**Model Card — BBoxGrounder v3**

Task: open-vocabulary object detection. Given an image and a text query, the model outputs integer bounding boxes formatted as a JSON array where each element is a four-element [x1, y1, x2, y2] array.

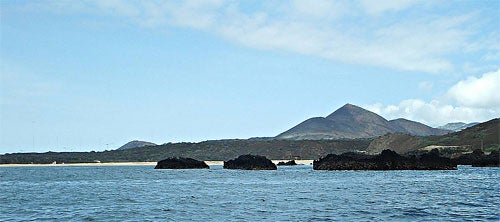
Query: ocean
[[0, 165, 498, 221]]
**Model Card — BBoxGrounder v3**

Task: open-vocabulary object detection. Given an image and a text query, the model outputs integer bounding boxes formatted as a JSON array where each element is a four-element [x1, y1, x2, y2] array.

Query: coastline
[[0, 160, 314, 167]]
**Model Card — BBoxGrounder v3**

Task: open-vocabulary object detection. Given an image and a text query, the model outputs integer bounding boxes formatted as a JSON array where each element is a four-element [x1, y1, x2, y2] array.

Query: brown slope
[[388, 118, 450, 136], [366, 133, 422, 155]]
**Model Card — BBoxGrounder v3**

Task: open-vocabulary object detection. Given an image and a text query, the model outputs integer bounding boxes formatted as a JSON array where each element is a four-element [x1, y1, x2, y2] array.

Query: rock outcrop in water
[[277, 160, 298, 166], [155, 157, 209, 169], [453, 149, 500, 167], [313, 149, 457, 170], [223, 155, 277, 170]]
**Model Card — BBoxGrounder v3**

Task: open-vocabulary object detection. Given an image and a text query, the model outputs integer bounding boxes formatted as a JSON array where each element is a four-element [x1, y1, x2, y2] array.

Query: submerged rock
[[277, 160, 298, 166], [223, 155, 277, 170], [313, 149, 457, 170], [155, 157, 209, 169]]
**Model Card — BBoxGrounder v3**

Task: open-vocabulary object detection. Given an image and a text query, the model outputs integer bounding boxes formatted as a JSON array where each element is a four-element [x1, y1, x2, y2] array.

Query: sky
[[0, 0, 499, 154]]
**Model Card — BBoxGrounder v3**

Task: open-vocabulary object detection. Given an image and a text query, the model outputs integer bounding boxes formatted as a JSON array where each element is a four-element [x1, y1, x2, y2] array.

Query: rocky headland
[[224, 155, 277, 170], [155, 157, 209, 169]]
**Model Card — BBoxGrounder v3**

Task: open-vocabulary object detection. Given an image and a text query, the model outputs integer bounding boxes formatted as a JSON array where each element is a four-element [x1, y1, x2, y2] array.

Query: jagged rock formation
[[313, 149, 457, 170], [277, 160, 297, 166], [154, 157, 209, 169], [223, 155, 277, 170], [277, 104, 449, 140]]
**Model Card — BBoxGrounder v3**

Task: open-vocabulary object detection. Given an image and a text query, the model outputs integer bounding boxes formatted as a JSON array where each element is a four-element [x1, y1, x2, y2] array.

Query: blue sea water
[[0, 165, 498, 221]]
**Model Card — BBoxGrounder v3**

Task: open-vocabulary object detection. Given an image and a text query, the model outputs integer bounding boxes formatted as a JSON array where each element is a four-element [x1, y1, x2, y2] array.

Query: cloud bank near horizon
[[366, 69, 500, 126]]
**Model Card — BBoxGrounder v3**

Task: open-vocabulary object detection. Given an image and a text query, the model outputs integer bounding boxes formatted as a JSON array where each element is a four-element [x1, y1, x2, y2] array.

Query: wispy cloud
[[13, 0, 498, 74], [358, 0, 419, 16]]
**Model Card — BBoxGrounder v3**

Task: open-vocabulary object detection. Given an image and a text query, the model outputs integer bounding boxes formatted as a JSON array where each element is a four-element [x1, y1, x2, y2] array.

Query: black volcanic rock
[[472, 151, 499, 167], [313, 149, 457, 170], [276, 103, 449, 140], [155, 157, 209, 169], [453, 150, 500, 167], [223, 155, 277, 170], [417, 149, 456, 170], [277, 160, 297, 166]]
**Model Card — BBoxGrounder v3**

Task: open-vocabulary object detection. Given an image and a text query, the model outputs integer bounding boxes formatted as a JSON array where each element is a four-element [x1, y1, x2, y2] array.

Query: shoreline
[[0, 160, 314, 167]]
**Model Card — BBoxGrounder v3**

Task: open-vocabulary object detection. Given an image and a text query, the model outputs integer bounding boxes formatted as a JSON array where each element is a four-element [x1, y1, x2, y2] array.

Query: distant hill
[[367, 118, 499, 155], [276, 104, 450, 140], [117, 140, 157, 150], [438, 122, 479, 132]]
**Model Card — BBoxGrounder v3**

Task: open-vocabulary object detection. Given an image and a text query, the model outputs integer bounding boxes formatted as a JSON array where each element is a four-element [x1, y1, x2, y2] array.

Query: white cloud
[[366, 69, 500, 126], [366, 99, 496, 126], [447, 69, 500, 109], [15, 0, 498, 73]]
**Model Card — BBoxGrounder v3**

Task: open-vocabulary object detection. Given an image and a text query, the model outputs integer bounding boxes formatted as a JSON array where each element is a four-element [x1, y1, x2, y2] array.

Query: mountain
[[438, 122, 479, 132], [276, 103, 450, 140], [117, 140, 157, 150]]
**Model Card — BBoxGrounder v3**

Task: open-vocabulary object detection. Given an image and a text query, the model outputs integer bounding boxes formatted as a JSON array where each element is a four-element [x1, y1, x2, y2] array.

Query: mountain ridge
[[438, 122, 479, 132], [277, 103, 450, 140]]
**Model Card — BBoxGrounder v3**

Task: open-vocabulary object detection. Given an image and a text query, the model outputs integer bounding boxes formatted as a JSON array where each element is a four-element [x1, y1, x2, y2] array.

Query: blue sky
[[1, 0, 499, 153]]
